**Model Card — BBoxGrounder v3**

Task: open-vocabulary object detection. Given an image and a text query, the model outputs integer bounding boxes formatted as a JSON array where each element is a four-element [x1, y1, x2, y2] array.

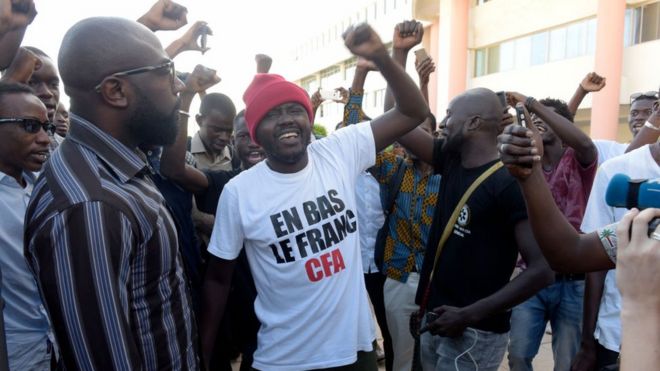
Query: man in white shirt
[[199, 23, 430, 370]]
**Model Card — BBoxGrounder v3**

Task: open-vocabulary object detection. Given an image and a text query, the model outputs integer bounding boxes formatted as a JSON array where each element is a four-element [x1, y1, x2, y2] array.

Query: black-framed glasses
[[630, 91, 659, 104], [94, 60, 176, 92], [0, 118, 55, 135]]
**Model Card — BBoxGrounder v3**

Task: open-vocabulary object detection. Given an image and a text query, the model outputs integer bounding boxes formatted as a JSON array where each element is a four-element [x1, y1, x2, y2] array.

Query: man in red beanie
[[200, 23, 430, 370]]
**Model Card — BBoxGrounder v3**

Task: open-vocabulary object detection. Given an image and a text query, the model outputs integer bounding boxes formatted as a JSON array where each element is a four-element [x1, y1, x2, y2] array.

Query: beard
[[128, 89, 180, 146]]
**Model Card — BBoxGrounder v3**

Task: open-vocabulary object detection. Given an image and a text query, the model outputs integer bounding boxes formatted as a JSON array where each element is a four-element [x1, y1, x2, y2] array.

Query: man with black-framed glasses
[[0, 82, 54, 371], [24, 17, 199, 370]]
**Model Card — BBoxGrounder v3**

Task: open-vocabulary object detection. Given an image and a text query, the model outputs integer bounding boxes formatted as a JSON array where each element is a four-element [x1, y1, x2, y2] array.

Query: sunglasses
[[94, 60, 176, 92], [630, 91, 659, 104], [0, 118, 56, 135]]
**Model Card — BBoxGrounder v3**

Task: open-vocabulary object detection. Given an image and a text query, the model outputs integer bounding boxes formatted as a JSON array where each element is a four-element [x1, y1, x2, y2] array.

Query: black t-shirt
[[195, 169, 242, 215], [416, 139, 528, 333]]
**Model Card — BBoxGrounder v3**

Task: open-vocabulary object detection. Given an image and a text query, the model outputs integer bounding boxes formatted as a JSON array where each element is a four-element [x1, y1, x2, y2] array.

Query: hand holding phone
[[418, 311, 439, 334], [414, 48, 430, 63]]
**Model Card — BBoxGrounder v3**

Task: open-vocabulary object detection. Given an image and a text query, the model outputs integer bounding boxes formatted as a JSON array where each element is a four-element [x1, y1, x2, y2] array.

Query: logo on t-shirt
[[453, 204, 472, 238], [267, 189, 357, 282]]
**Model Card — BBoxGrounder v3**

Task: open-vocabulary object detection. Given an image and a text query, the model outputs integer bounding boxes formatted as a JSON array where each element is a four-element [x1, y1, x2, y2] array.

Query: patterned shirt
[[374, 152, 441, 282], [24, 114, 198, 370], [342, 88, 369, 127]]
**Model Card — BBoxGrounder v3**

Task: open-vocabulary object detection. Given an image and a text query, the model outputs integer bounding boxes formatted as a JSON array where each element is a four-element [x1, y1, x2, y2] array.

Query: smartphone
[[419, 312, 439, 334], [200, 26, 209, 54], [414, 48, 430, 63], [515, 105, 527, 128]]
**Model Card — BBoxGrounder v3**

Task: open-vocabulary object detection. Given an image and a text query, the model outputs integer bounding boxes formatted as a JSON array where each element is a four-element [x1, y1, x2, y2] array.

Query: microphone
[[605, 174, 659, 236], [605, 174, 660, 209]]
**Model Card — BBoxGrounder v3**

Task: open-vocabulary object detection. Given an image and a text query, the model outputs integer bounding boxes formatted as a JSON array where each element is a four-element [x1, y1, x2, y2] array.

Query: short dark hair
[[0, 82, 34, 109], [539, 97, 574, 122], [233, 109, 246, 128], [199, 93, 236, 118], [24, 46, 51, 59]]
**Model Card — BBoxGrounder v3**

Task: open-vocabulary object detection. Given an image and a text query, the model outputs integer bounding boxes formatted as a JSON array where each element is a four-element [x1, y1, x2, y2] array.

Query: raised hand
[[165, 21, 211, 58], [497, 103, 542, 180], [579, 72, 606, 93], [505, 91, 528, 107], [0, 46, 41, 84], [0, 0, 36, 35], [184, 65, 220, 95], [343, 23, 388, 61], [415, 57, 435, 86], [333, 87, 349, 104], [310, 88, 324, 113], [138, 0, 188, 32], [392, 20, 423, 51], [255, 54, 273, 73]]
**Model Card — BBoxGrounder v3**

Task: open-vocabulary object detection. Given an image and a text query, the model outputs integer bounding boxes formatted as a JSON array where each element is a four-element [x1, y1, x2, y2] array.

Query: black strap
[[384, 158, 406, 216]]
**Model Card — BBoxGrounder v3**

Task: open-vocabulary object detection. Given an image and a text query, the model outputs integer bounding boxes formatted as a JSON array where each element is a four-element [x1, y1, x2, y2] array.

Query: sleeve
[[194, 170, 239, 215], [342, 88, 368, 127], [581, 167, 617, 233], [24, 202, 142, 370], [595, 223, 618, 263], [373, 151, 398, 185], [207, 183, 245, 260], [321, 121, 376, 175], [496, 176, 529, 225]]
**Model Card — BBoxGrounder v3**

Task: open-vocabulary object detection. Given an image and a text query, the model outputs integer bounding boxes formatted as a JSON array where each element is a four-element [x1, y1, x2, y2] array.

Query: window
[[514, 37, 531, 69], [549, 28, 566, 61], [530, 32, 549, 65], [499, 40, 515, 71], [641, 2, 659, 43], [586, 18, 597, 55], [486, 45, 500, 74], [474, 49, 486, 77], [566, 21, 587, 58]]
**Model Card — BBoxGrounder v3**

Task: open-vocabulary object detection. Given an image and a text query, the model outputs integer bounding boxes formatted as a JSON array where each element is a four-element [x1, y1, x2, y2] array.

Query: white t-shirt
[[581, 144, 660, 352], [593, 139, 627, 166], [356, 172, 385, 274], [209, 122, 377, 370]]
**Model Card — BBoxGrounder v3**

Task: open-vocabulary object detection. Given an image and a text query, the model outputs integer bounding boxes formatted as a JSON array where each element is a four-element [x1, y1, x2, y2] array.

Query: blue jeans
[[508, 280, 584, 371], [420, 327, 508, 371]]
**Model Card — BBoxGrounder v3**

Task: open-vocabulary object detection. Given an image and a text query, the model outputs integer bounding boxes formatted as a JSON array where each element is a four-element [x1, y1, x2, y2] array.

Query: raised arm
[[508, 91, 597, 166], [0, 0, 36, 69], [342, 22, 430, 151], [497, 107, 615, 272], [160, 65, 220, 193], [165, 21, 211, 58], [415, 56, 435, 104], [342, 58, 376, 127], [567, 72, 606, 116]]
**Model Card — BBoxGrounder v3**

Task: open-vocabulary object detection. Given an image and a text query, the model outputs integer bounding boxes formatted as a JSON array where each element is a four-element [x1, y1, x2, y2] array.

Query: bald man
[[395, 88, 553, 371], [24, 17, 198, 370]]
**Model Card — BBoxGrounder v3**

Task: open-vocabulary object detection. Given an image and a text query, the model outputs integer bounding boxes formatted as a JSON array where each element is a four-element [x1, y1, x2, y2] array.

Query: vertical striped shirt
[[24, 114, 199, 371]]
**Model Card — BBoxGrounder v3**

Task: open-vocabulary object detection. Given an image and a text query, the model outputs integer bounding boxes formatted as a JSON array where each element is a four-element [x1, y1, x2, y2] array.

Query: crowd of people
[[0, 0, 658, 370]]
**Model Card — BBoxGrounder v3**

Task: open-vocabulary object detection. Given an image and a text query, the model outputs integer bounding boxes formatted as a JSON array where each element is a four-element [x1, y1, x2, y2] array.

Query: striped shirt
[[24, 114, 198, 370]]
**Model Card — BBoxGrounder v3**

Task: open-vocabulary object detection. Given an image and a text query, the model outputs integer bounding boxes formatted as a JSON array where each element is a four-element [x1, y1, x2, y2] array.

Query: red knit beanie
[[243, 73, 314, 144]]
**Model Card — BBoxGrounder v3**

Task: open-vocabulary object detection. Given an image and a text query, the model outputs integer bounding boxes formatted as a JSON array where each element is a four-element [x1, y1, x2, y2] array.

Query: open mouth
[[277, 129, 301, 143], [32, 151, 49, 163], [246, 150, 265, 163]]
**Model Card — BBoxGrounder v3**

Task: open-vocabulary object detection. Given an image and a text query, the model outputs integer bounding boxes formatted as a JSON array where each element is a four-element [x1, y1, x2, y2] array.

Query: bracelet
[[644, 121, 660, 131], [525, 96, 537, 111], [178, 110, 190, 117]]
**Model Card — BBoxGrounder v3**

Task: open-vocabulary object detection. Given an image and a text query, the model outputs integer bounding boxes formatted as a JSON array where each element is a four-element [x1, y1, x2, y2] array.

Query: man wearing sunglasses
[[0, 82, 53, 370], [24, 17, 198, 370]]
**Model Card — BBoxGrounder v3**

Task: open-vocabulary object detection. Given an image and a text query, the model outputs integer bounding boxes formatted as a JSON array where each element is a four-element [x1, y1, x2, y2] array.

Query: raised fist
[[0, 46, 41, 84], [580, 72, 606, 93], [255, 54, 273, 74], [138, 0, 188, 32], [343, 23, 388, 61], [0, 0, 36, 34], [393, 20, 423, 51], [184, 65, 220, 94]]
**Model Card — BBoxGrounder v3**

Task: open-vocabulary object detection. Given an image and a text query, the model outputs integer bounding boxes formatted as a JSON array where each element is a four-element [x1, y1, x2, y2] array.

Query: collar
[[67, 113, 149, 183], [0, 170, 36, 188], [191, 132, 231, 160]]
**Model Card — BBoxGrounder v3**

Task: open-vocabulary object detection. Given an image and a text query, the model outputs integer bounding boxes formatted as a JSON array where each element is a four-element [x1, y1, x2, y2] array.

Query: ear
[[465, 115, 482, 132], [98, 78, 129, 108], [195, 114, 203, 127]]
